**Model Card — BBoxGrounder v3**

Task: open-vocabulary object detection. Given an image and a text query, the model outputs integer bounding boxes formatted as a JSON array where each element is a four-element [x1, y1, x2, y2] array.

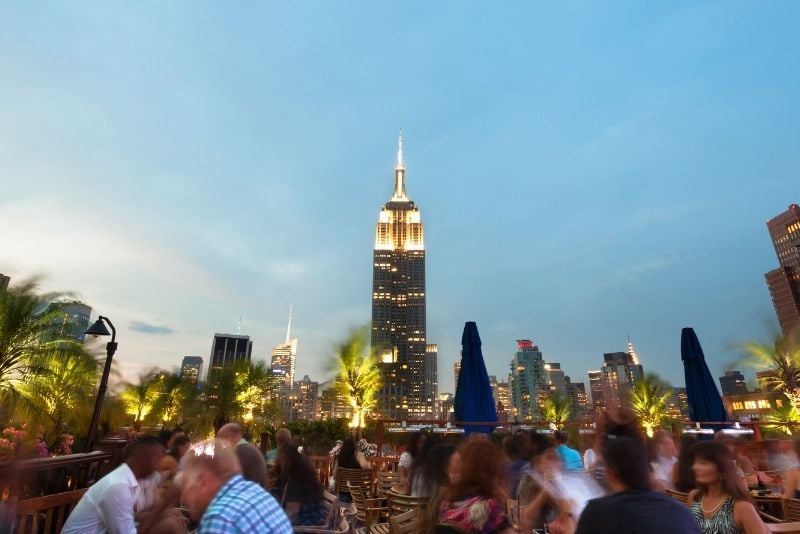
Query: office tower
[[0, 274, 9, 291], [509, 340, 546, 420], [48, 301, 92, 342], [565, 378, 588, 419], [180, 356, 204, 384], [454, 362, 461, 390], [719, 369, 749, 396], [295, 375, 319, 421], [372, 133, 429, 419], [438, 393, 455, 420], [271, 307, 298, 389], [588, 370, 604, 414], [208, 333, 252, 379], [599, 350, 645, 408], [319, 384, 351, 420], [765, 204, 800, 337], [541, 362, 567, 397], [424, 344, 439, 418]]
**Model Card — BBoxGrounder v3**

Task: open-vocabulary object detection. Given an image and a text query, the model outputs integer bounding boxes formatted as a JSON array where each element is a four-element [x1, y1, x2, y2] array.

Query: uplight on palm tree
[[630, 373, 672, 437], [541, 391, 571, 430], [332, 326, 381, 433], [739, 334, 800, 412], [121, 374, 159, 429]]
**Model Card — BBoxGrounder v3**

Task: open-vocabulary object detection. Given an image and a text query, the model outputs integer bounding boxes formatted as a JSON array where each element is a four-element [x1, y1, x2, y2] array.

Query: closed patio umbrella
[[681, 327, 727, 424], [454, 321, 497, 435]]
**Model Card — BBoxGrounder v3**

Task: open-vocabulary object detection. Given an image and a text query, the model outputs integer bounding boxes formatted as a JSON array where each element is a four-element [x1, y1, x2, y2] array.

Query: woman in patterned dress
[[687, 442, 766, 534], [435, 436, 514, 534]]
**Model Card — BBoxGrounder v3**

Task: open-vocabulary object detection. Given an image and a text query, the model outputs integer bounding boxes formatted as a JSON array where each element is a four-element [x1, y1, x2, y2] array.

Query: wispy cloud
[[129, 321, 175, 335]]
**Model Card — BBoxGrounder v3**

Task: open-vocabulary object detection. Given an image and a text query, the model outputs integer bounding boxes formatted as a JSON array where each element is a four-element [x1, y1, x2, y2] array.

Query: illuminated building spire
[[627, 333, 640, 365], [285, 305, 293, 344], [392, 130, 407, 200]]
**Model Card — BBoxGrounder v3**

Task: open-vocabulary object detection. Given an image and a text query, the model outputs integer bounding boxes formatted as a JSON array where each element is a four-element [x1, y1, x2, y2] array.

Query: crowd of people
[[53, 409, 800, 533]]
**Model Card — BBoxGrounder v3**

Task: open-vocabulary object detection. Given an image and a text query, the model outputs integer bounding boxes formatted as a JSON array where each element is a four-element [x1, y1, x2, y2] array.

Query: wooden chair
[[785, 498, 800, 522], [348, 481, 389, 534], [666, 489, 689, 505], [335, 467, 373, 501], [385, 490, 428, 516], [389, 509, 418, 534], [294, 516, 351, 533], [767, 523, 800, 533], [376, 471, 402, 498], [14, 487, 87, 534]]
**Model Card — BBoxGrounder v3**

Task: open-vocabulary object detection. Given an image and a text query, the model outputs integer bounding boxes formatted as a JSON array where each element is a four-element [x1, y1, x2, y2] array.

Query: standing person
[[687, 441, 765, 534], [554, 430, 583, 472], [673, 434, 699, 493], [266, 428, 291, 466], [335, 437, 371, 470], [783, 437, 800, 497], [180, 444, 292, 533], [63, 437, 165, 534], [569, 437, 700, 534], [274, 444, 329, 526], [216, 423, 268, 487], [398, 431, 427, 488], [650, 430, 678, 490], [435, 436, 513, 534]]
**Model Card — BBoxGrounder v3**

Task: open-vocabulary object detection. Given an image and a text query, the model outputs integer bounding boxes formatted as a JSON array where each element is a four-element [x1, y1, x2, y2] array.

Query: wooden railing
[[0, 450, 113, 501]]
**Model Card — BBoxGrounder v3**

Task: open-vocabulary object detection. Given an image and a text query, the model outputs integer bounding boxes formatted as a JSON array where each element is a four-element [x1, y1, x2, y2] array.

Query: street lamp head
[[86, 318, 111, 337]]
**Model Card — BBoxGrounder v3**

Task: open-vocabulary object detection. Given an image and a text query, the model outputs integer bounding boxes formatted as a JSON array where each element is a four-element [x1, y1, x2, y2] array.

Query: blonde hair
[[185, 441, 242, 481]]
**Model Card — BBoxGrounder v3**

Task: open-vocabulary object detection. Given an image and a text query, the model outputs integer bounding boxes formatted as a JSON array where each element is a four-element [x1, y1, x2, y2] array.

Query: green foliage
[[332, 326, 382, 432], [765, 400, 800, 436], [630, 373, 672, 437], [0, 278, 92, 417], [285, 418, 349, 454], [542, 391, 572, 429], [739, 334, 800, 411]]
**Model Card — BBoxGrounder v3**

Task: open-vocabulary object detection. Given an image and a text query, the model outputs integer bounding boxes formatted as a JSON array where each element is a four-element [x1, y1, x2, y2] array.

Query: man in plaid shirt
[[181, 443, 292, 533]]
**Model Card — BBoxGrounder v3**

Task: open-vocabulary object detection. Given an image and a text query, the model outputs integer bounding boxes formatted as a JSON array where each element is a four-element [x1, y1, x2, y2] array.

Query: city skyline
[[2, 3, 799, 395]]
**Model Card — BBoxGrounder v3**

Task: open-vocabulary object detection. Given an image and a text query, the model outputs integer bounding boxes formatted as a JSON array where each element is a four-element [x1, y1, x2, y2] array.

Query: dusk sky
[[2, 2, 798, 394]]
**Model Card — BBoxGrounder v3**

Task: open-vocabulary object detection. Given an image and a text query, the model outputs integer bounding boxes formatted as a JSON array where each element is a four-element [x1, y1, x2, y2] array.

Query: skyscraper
[[271, 307, 298, 390], [208, 333, 252, 379], [372, 133, 430, 419], [181, 356, 204, 384], [509, 340, 546, 420], [47, 301, 92, 342], [719, 369, 748, 396], [765, 204, 800, 338]]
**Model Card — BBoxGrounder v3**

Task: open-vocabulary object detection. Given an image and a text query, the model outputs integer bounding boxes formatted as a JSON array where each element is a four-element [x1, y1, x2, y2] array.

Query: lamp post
[[85, 316, 117, 452]]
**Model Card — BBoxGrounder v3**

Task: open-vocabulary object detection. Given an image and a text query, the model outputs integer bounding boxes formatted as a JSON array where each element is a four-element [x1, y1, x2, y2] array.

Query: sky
[[1, 2, 799, 395]]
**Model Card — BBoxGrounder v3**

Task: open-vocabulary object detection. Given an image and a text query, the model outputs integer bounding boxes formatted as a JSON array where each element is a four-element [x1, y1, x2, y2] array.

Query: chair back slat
[[335, 467, 373, 499], [389, 509, 418, 534], [784, 498, 800, 523], [386, 490, 429, 515], [376, 472, 402, 497], [14, 487, 87, 534]]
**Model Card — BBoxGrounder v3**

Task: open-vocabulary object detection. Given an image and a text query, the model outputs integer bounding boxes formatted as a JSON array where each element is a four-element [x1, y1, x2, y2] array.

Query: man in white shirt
[[63, 436, 165, 534]]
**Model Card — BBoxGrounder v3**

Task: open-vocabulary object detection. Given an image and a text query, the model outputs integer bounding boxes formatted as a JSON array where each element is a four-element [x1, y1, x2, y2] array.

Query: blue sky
[[1, 2, 798, 394]]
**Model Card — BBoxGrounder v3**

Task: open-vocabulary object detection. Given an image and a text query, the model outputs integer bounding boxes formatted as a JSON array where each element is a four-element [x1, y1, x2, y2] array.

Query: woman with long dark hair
[[275, 444, 328, 526], [433, 436, 513, 534], [409, 443, 458, 498], [335, 437, 370, 470], [687, 442, 764, 534]]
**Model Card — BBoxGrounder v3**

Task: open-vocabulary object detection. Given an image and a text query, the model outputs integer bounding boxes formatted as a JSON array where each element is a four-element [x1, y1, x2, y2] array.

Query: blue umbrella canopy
[[681, 327, 728, 423], [454, 321, 498, 435]]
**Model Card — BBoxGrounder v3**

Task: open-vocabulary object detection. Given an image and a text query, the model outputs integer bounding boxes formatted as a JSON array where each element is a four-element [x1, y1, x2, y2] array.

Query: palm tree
[[120, 373, 159, 430], [739, 334, 800, 412], [205, 360, 277, 433], [332, 326, 382, 434], [765, 403, 800, 436], [0, 278, 90, 415], [541, 391, 571, 429], [151, 371, 191, 429], [630, 373, 672, 437], [16, 350, 100, 443]]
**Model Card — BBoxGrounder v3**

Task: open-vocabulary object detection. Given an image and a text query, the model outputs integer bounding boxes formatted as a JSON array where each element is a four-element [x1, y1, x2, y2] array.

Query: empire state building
[[372, 134, 436, 419]]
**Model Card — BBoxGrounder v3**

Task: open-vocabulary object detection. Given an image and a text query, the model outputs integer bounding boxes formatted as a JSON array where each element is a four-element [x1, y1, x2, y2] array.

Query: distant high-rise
[[208, 333, 252, 379], [599, 350, 644, 408], [424, 344, 438, 418], [271, 307, 298, 389], [0, 273, 9, 291], [509, 340, 546, 420], [588, 370, 604, 413], [765, 204, 800, 338], [372, 133, 431, 419], [48, 301, 92, 342], [719, 369, 748, 396], [453, 362, 461, 391], [181, 356, 204, 384]]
